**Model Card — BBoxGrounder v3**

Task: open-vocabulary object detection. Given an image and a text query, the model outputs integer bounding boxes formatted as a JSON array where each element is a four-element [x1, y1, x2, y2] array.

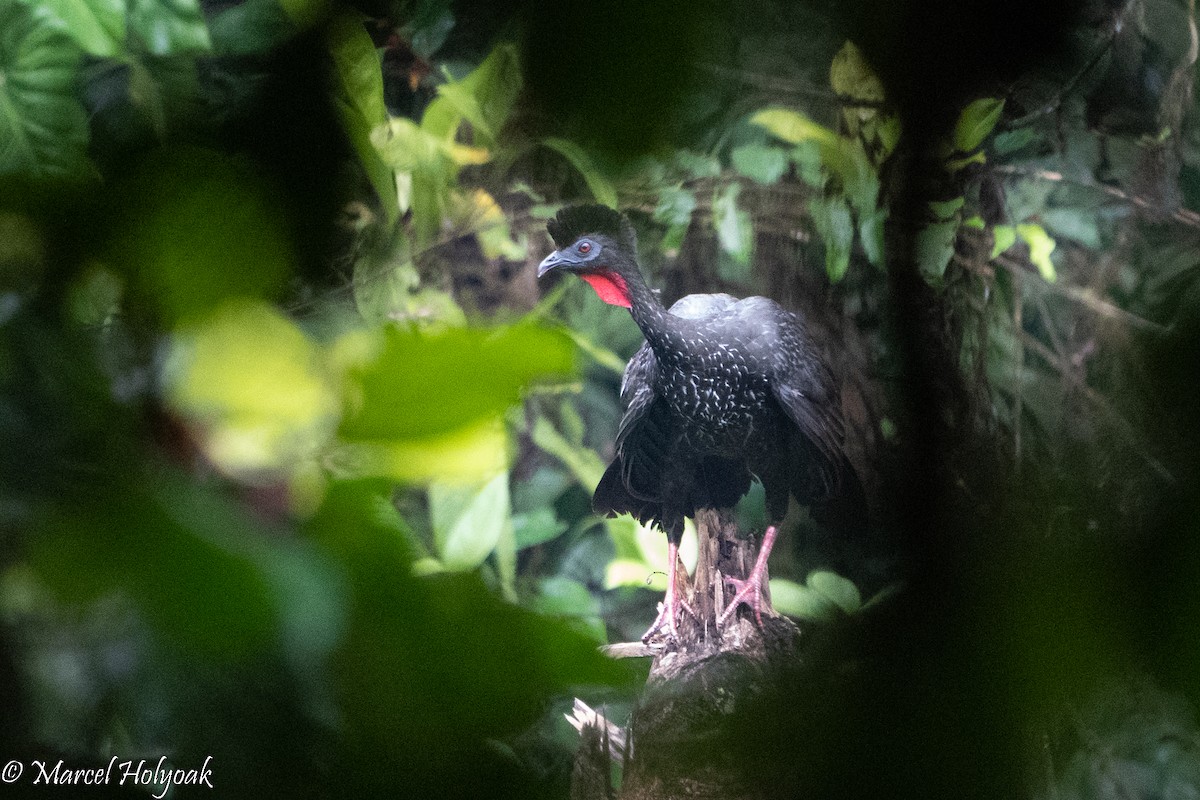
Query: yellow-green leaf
[[751, 107, 840, 149], [953, 97, 1005, 153], [163, 300, 341, 477], [1017, 223, 1056, 282]]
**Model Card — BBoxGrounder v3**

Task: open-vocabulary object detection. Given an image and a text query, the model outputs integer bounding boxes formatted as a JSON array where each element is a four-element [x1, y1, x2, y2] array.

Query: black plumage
[[539, 204, 856, 636]]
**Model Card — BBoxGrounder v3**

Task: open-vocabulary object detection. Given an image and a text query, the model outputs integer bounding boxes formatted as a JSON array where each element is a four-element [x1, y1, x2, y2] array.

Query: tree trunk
[[572, 509, 807, 800]]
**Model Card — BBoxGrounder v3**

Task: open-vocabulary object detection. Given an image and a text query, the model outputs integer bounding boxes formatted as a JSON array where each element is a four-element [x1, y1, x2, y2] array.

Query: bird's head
[[538, 204, 638, 309]]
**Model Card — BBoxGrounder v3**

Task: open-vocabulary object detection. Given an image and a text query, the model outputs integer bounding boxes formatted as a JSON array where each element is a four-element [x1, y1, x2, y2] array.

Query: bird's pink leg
[[641, 540, 694, 642], [718, 525, 778, 626]]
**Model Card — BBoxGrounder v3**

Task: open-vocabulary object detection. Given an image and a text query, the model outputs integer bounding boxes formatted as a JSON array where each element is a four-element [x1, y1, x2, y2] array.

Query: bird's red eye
[[578, 242, 591, 253]]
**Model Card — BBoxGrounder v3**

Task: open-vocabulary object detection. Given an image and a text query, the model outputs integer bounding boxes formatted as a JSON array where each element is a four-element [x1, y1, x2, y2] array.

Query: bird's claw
[[718, 573, 766, 627], [641, 594, 697, 643]]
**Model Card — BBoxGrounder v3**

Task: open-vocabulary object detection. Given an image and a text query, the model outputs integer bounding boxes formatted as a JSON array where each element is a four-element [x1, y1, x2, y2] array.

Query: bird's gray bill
[[537, 251, 564, 278]]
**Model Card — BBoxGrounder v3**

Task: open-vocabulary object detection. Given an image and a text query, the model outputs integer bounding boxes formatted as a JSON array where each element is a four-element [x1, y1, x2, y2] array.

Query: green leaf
[[429, 472, 510, 571], [1017, 223, 1057, 282], [327, 9, 385, 127], [809, 196, 854, 282], [859, 207, 886, 268], [340, 323, 576, 441], [128, 0, 212, 55], [790, 140, 824, 187], [674, 149, 721, 178], [208, 0, 296, 55], [990, 224, 1016, 258], [421, 43, 521, 148], [163, 300, 342, 477], [528, 577, 605, 643], [653, 185, 696, 227], [512, 508, 568, 550], [406, 1, 453, 59], [30, 472, 289, 659], [0, 2, 90, 178], [1040, 208, 1101, 249], [916, 218, 960, 282], [730, 143, 787, 184], [276, 0, 328, 29], [929, 196, 965, 220], [108, 147, 294, 323], [807, 570, 862, 613], [830, 40, 884, 103], [714, 182, 752, 266], [531, 415, 605, 490], [542, 137, 618, 208], [769, 579, 839, 621], [41, 0, 126, 57], [953, 97, 1004, 153], [751, 107, 840, 149]]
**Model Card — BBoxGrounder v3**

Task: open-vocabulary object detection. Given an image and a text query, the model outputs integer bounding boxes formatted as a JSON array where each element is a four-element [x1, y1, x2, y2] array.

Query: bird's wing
[[754, 303, 847, 492], [594, 343, 676, 525], [614, 344, 669, 489], [668, 292, 739, 320]]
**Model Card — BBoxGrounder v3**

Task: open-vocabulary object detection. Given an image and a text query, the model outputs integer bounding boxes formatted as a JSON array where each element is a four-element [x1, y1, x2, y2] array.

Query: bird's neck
[[619, 263, 689, 356]]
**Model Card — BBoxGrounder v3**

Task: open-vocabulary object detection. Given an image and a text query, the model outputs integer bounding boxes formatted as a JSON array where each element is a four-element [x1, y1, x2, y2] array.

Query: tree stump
[[572, 508, 807, 800]]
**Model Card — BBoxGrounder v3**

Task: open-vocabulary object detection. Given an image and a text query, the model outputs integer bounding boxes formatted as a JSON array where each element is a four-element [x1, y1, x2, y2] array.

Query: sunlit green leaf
[[953, 97, 1005, 153], [163, 300, 341, 478], [991, 224, 1017, 259], [328, 417, 509, 483], [1017, 223, 1057, 282], [341, 322, 575, 441], [542, 137, 618, 208], [327, 9, 385, 126], [41, 0, 126, 57], [752, 107, 840, 149], [0, 1, 90, 178], [429, 472, 510, 571], [603, 516, 696, 590]]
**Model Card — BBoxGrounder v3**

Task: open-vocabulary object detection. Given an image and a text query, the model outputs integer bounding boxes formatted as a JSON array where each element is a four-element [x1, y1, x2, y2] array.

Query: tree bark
[[572, 509, 806, 800]]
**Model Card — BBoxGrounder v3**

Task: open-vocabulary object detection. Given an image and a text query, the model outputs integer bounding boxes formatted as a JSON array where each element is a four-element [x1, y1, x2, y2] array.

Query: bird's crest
[[548, 204, 637, 252]]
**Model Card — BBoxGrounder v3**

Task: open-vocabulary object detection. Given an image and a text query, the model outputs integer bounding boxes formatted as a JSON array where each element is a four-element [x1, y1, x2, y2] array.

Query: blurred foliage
[[2, 0, 1200, 796]]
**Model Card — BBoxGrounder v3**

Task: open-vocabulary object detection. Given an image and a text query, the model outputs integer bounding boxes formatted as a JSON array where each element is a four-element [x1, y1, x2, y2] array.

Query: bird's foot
[[641, 591, 696, 643], [718, 572, 768, 627]]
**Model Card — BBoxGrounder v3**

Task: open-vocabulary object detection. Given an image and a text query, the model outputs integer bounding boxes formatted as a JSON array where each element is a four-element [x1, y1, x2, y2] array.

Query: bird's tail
[[811, 455, 871, 542]]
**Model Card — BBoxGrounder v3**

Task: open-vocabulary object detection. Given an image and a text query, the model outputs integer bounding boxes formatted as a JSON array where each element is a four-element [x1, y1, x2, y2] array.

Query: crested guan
[[538, 204, 858, 640]]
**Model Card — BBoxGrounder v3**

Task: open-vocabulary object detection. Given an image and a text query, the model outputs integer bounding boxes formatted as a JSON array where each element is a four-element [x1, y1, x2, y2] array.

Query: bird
[[538, 204, 858, 641]]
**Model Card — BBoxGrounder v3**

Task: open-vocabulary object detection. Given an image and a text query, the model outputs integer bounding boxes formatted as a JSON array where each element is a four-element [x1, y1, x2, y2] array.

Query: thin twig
[[992, 254, 1170, 336], [992, 164, 1200, 229], [1018, 329, 1174, 483], [695, 62, 887, 109]]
